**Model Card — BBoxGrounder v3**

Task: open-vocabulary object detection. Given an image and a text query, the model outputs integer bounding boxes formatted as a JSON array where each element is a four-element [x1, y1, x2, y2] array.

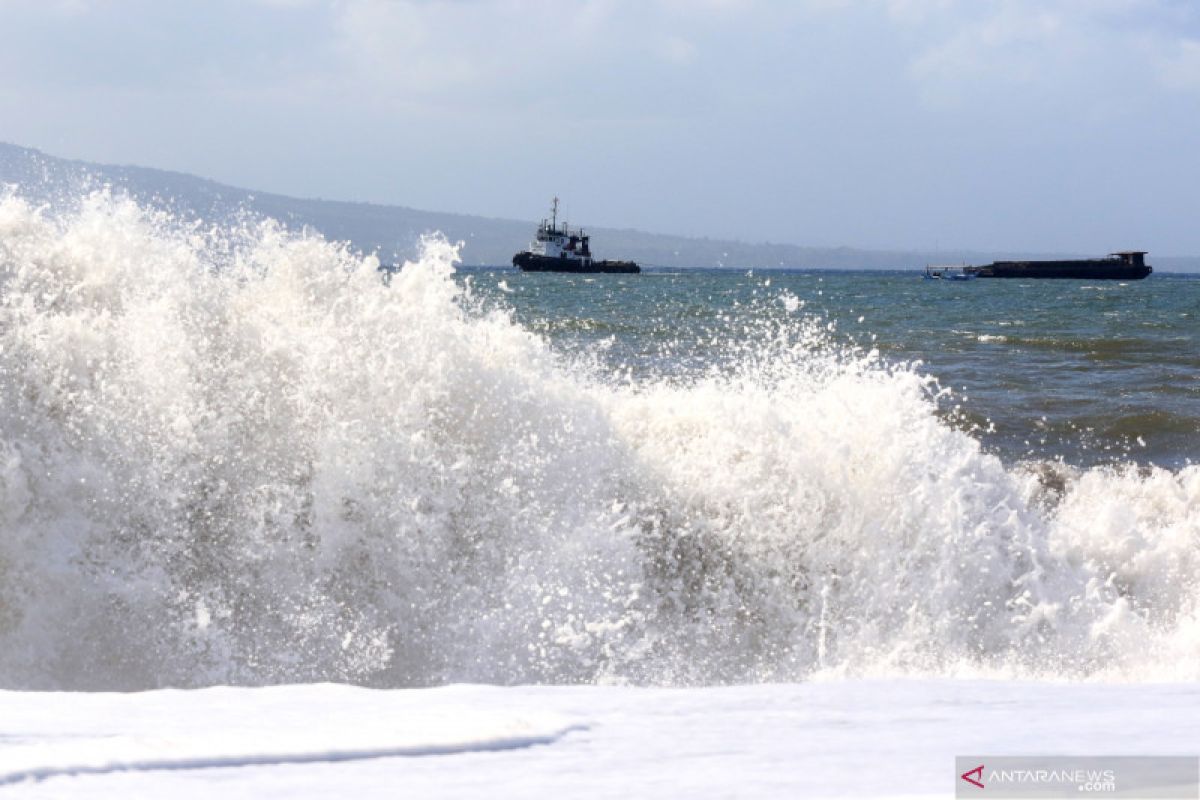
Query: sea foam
[[0, 191, 1196, 689]]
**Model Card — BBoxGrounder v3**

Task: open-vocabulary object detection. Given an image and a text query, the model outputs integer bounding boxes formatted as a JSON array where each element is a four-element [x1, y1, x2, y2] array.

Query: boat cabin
[[1110, 251, 1147, 268], [531, 197, 593, 266]]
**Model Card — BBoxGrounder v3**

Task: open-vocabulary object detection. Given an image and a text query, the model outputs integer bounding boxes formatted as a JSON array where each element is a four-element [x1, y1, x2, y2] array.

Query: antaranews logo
[[955, 756, 1199, 798], [961, 764, 985, 789]]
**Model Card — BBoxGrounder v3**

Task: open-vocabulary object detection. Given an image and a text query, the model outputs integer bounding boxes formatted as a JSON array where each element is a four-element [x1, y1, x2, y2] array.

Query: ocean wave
[[0, 190, 1196, 689]]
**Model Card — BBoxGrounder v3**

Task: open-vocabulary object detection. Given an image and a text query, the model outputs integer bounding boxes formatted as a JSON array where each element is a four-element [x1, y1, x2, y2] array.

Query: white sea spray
[[0, 190, 1196, 689]]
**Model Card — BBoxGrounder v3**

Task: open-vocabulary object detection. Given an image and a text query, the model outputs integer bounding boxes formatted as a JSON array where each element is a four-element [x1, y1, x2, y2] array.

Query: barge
[[968, 251, 1151, 280]]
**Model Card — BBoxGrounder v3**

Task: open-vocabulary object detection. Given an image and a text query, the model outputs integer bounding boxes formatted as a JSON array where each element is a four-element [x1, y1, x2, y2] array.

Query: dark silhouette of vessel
[[967, 251, 1151, 280], [513, 198, 640, 274]]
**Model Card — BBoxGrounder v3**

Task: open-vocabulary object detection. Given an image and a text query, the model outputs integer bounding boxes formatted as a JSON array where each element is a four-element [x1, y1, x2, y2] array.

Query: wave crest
[[0, 191, 1195, 689]]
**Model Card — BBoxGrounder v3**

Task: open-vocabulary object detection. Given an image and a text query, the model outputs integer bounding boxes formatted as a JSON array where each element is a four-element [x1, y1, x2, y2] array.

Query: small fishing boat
[[923, 265, 976, 281]]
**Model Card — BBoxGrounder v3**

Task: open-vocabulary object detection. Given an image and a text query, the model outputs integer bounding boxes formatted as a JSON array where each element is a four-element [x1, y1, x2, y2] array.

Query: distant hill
[[2, 142, 1196, 272]]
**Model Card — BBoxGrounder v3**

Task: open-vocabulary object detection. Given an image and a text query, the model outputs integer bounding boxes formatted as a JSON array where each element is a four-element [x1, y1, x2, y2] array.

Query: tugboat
[[512, 198, 640, 274]]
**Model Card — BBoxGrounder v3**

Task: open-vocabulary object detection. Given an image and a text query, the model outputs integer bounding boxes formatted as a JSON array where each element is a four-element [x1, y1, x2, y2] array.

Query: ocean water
[[0, 191, 1197, 691], [467, 267, 1199, 470]]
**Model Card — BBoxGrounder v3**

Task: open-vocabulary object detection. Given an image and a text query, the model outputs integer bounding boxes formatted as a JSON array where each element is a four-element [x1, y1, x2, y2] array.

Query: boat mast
[[551, 196, 559, 230]]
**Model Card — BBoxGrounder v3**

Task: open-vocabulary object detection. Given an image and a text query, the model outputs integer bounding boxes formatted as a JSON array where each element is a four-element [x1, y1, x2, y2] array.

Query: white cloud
[[14, 0, 95, 16], [1155, 37, 1200, 90], [908, 5, 1068, 94], [330, 0, 620, 98], [655, 0, 753, 12], [324, 0, 724, 119], [657, 35, 697, 65], [898, 0, 1200, 106], [885, 0, 954, 23], [333, 1, 485, 95]]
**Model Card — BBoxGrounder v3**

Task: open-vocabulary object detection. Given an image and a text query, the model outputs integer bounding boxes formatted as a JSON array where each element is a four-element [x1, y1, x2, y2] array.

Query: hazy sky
[[2, 0, 1199, 254]]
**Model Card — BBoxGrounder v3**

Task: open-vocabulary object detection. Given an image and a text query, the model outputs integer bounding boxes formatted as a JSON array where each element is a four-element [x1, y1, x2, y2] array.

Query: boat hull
[[513, 252, 640, 274], [969, 260, 1152, 280]]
